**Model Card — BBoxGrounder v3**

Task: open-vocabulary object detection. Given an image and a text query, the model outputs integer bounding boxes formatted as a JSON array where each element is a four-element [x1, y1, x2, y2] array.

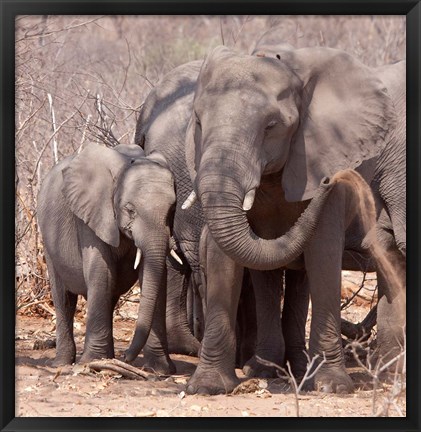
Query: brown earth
[[15, 272, 405, 418]]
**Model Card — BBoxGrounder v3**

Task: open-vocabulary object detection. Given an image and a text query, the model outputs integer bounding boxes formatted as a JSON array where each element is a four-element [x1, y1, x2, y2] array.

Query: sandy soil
[[15, 272, 406, 418]]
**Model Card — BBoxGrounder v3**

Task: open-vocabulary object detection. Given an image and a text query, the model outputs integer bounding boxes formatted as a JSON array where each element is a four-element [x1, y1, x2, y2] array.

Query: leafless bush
[[346, 329, 406, 416], [257, 352, 327, 417], [15, 15, 405, 317]]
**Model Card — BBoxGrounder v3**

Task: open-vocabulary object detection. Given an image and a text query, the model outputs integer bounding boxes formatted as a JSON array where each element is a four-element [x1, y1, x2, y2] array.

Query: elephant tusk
[[181, 191, 197, 210], [134, 248, 142, 270], [242, 189, 256, 211], [170, 249, 183, 265]]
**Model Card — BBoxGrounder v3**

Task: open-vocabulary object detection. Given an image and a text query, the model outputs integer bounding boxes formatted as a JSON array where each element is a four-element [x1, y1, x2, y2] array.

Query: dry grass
[[15, 14, 405, 315]]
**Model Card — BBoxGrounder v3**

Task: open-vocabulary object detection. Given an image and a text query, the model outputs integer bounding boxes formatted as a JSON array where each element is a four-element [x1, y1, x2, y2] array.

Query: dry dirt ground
[[15, 272, 406, 418]]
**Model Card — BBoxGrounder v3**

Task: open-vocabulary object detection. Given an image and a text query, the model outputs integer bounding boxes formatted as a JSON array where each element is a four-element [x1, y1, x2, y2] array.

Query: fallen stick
[[88, 358, 159, 380]]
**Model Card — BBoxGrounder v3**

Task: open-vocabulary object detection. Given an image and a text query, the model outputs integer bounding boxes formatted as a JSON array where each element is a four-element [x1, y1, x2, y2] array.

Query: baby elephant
[[37, 143, 178, 373]]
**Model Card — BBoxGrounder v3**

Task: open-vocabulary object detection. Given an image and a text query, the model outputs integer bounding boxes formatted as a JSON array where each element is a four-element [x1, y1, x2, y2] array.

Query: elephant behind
[[253, 31, 406, 369], [182, 41, 405, 395], [38, 143, 178, 374], [131, 61, 205, 358]]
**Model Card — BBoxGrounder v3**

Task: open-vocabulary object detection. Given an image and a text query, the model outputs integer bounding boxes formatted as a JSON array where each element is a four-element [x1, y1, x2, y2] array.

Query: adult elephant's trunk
[[124, 242, 168, 362], [197, 166, 335, 271]]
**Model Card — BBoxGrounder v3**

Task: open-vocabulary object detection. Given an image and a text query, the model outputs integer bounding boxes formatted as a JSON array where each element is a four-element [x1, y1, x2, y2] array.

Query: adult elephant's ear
[[281, 47, 397, 202], [61, 143, 128, 247]]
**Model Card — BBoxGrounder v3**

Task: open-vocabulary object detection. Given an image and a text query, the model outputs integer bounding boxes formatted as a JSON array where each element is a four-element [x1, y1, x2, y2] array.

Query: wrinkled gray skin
[[370, 61, 406, 368], [38, 143, 176, 374], [184, 42, 402, 395], [129, 60, 331, 371], [256, 38, 406, 376]]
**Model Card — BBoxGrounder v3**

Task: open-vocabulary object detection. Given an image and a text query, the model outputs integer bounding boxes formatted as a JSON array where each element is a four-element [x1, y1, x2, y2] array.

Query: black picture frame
[[2, 1, 420, 431]]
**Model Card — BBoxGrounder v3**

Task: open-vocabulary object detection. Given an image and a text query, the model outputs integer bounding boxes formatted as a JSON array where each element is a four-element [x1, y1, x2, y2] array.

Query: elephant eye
[[194, 112, 201, 127], [125, 203, 136, 216], [266, 120, 278, 130]]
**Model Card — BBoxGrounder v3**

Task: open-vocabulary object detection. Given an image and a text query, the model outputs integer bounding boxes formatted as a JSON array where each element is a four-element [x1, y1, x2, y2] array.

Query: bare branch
[[29, 93, 90, 183], [47, 93, 59, 164], [16, 16, 106, 43]]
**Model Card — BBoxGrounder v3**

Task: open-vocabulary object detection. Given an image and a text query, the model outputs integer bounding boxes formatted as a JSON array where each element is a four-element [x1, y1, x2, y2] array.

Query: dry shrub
[[15, 15, 405, 315]]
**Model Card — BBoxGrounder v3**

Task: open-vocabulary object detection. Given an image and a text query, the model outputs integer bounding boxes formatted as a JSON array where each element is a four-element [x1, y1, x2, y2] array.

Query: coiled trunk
[[197, 170, 334, 271]]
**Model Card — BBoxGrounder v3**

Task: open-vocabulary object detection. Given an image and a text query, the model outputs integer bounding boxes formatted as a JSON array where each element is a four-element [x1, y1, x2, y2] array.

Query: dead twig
[[88, 358, 158, 380], [257, 352, 327, 417]]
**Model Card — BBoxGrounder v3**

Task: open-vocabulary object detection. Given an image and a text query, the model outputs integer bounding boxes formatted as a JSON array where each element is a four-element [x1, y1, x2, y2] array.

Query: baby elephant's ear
[[61, 143, 128, 247], [147, 151, 169, 169], [114, 144, 145, 160]]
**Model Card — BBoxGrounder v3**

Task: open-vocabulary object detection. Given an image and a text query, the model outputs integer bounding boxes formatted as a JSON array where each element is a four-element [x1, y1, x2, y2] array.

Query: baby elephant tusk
[[242, 189, 256, 211], [181, 191, 197, 210], [134, 248, 142, 270], [170, 249, 183, 265]]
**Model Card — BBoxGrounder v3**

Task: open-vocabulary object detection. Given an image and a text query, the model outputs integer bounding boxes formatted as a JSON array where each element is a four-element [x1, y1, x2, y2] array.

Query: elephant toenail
[[336, 384, 348, 394], [186, 385, 195, 395], [320, 383, 333, 393]]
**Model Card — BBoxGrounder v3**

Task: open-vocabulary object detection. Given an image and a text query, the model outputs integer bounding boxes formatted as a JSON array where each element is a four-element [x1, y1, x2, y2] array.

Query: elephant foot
[[143, 352, 176, 375], [52, 353, 76, 367], [303, 366, 354, 394], [243, 354, 282, 378], [79, 348, 114, 364], [168, 332, 201, 357], [370, 348, 405, 379], [51, 342, 76, 366], [285, 348, 308, 380], [186, 365, 240, 395]]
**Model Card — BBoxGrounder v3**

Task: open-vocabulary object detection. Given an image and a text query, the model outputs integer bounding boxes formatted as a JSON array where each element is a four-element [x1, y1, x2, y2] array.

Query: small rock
[[137, 411, 156, 417], [190, 405, 202, 412], [258, 379, 268, 389], [232, 379, 262, 394], [174, 377, 188, 385]]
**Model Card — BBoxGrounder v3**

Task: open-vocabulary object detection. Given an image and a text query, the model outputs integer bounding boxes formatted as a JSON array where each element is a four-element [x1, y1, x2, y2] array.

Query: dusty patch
[[15, 273, 405, 418]]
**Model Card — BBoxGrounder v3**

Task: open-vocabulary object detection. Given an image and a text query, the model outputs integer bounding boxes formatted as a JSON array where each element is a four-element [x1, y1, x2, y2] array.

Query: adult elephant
[[38, 143, 178, 374], [126, 59, 329, 369], [370, 60, 406, 367], [251, 33, 406, 374], [183, 44, 403, 395]]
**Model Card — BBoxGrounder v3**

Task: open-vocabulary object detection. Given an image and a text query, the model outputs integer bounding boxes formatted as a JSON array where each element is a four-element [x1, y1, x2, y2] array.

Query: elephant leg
[[304, 187, 354, 394], [282, 269, 310, 380], [143, 279, 176, 375], [376, 242, 406, 372], [186, 278, 194, 332], [235, 270, 257, 369], [186, 231, 243, 395], [80, 287, 116, 363], [192, 275, 205, 341], [243, 269, 284, 378], [79, 243, 116, 363], [166, 262, 201, 356], [49, 258, 78, 366]]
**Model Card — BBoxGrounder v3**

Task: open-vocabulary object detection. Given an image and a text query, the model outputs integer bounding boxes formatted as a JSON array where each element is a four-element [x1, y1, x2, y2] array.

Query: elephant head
[[185, 45, 396, 270], [61, 143, 176, 357]]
